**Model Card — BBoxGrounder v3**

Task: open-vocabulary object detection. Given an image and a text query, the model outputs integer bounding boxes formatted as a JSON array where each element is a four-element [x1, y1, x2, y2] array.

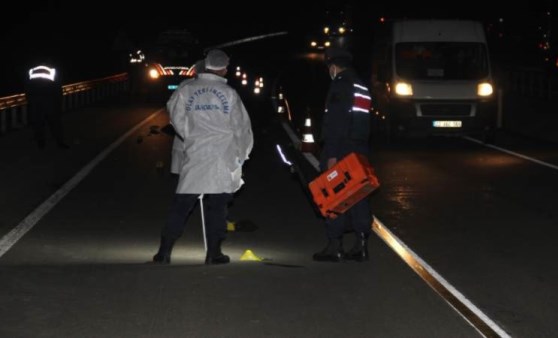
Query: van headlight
[[394, 82, 413, 96], [477, 82, 493, 96]]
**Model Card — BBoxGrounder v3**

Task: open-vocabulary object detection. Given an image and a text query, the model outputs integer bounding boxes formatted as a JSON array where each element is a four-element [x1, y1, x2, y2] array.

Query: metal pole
[[198, 194, 207, 253], [497, 89, 503, 129], [0, 109, 6, 134]]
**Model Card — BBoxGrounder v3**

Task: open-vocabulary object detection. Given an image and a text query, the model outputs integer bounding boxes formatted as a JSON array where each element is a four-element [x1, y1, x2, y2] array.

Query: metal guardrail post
[[497, 89, 503, 129], [22, 106, 27, 126], [0, 109, 6, 134], [10, 107, 19, 129]]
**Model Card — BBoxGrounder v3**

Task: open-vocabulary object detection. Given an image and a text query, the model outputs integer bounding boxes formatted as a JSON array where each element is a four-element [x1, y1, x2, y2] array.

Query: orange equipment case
[[308, 152, 379, 219]]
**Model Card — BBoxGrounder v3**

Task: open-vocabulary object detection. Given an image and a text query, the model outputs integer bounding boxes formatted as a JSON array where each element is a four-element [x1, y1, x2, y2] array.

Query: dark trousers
[[319, 147, 372, 240], [162, 193, 232, 249], [30, 109, 65, 145], [325, 196, 372, 239]]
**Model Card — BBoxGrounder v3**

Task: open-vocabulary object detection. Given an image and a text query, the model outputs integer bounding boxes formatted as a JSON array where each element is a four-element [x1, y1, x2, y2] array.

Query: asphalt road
[[0, 94, 481, 337], [1, 33, 558, 337]]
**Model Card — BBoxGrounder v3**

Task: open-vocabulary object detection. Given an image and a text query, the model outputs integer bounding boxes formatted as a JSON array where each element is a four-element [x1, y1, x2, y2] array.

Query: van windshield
[[395, 42, 489, 80]]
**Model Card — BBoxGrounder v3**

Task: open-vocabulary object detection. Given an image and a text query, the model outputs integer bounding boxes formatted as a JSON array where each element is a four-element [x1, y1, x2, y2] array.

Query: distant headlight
[[324, 41, 331, 47], [477, 82, 493, 96], [394, 82, 413, 96], [338, 27, 346, 34], [149, 69, 160, 79], [310, 41, 318, 47]]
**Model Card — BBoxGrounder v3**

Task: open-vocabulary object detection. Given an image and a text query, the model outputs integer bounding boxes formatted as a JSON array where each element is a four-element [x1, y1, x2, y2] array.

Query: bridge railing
[[498, 66, 558, 102], [0, 73, 128, 135]]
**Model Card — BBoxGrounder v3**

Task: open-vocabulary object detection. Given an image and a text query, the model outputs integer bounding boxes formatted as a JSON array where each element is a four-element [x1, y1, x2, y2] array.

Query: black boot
[[153, 237, 175, 264], [313, 238, 344, 262], [205, 239, 230, 265], [345, 232, 369, 262]]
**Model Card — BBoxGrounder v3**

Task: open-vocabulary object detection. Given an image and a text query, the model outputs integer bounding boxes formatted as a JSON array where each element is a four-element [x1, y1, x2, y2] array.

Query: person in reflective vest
[[313, 47, 373, 262], [25, 63, 68, 149]]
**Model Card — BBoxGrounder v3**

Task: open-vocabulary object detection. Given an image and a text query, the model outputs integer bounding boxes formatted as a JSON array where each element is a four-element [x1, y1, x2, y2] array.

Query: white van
[[371, 19, 496, 141]]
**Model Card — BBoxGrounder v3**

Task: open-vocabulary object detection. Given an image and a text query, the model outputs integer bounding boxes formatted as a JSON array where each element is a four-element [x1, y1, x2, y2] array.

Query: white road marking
[[280, 118, 510, 337], [464, 136, 558, 171], [0, 109, 164, 257], [373, 219, 511, 338]]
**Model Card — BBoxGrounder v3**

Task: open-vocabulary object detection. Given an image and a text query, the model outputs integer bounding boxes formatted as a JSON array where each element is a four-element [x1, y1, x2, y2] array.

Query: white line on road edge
[[0, 109, 164, 258], [302, 152, 320, 172], [464, 136, 558, 171], [281, 121, 301, 148], [373, 218, 511, 338], [280, 119, 509, 337], [281, 121, 320, 171]]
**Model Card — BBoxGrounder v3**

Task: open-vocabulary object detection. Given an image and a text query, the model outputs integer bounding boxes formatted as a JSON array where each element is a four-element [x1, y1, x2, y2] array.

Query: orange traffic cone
[[300, 116, 316, 153]]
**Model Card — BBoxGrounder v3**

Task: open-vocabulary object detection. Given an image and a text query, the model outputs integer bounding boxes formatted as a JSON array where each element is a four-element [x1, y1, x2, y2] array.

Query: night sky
[[5, 1, 552, 49], [0, 1, 555, 95]]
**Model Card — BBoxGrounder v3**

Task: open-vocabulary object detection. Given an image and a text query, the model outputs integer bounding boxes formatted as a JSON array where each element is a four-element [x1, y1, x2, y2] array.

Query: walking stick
[[198, 194, 207, 253]]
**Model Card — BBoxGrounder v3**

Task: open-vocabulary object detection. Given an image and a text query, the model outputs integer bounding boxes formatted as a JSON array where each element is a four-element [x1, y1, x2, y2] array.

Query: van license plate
[[432, 120, 462, 128]]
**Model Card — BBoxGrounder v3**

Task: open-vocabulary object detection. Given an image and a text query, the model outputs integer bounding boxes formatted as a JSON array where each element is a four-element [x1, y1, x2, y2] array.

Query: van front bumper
[[386, 98, 497, 135]]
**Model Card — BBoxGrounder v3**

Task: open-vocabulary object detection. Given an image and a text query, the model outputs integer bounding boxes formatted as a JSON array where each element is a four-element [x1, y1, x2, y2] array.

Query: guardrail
[[499, 66, 558, 101], [0, 73, 128, 135]]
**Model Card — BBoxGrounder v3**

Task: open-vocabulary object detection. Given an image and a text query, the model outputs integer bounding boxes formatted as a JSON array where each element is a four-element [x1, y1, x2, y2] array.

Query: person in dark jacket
[[26, 61, 68, 149], [313, 47, 373, 262]]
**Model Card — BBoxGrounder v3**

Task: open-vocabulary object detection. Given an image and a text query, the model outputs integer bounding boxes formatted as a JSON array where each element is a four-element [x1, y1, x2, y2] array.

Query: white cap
[[205, 49, 229, 70]]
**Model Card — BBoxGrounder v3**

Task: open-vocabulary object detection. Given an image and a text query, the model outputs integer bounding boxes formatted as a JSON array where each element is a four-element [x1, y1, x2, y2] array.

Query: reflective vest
[[29, 65, 57, 81]]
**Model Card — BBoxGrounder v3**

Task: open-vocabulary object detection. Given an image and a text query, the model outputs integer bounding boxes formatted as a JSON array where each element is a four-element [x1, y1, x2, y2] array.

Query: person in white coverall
[[153, 49, 253, 265]]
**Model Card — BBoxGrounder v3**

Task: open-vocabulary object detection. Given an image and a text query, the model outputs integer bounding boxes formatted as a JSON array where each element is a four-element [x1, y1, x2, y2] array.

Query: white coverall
[[170, 135, 185, 175], [166, 73, 253, 193], [168, 78, 195, 175]]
